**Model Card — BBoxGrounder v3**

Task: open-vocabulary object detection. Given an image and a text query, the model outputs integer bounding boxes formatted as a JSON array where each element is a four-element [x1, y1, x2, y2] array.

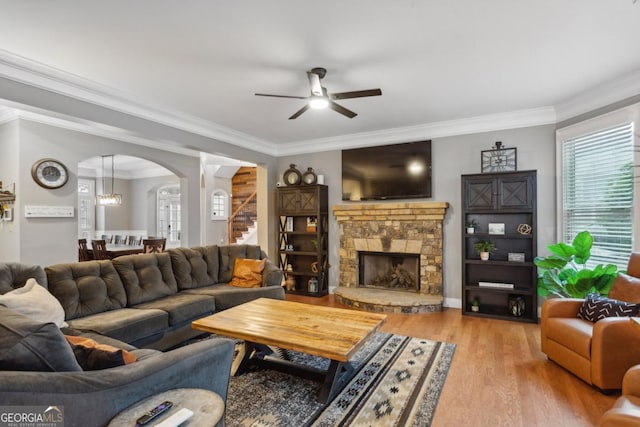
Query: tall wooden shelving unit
[[277, 184, 329, 296], [461, 170, 538, 323]]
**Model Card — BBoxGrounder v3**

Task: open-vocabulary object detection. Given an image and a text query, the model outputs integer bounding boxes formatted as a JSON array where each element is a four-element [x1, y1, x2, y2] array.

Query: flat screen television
[[342, 140, 432, 201]]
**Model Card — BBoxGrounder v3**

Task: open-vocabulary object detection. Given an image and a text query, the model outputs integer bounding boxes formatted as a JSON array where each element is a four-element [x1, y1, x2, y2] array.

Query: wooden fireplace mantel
[[332, 202, 449, 221]]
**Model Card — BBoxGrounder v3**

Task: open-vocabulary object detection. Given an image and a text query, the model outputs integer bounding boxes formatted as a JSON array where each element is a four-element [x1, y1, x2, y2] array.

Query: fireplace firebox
[[358, 251, 419, 292]]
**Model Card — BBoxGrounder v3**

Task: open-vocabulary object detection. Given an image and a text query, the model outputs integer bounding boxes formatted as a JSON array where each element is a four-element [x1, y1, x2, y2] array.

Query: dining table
[[88, 243, 145, 259]]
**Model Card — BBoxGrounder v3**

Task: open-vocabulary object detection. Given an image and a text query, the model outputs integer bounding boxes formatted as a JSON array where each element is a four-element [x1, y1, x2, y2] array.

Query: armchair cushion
[[577, 293, 640, 322], [610, 273, 640, 303]]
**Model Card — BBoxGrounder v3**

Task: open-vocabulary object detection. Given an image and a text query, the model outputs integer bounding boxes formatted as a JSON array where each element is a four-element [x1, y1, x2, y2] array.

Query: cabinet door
[[497, 175, 534, 210], [298, 187, 319, 214], [464, 176, 497, 211], [278, 189, 299, 215]]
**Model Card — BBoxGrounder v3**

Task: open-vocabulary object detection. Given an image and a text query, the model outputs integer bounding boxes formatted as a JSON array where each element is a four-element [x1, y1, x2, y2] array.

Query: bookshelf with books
[[461, 170, 538, 323], [277, 185, 329, 296]]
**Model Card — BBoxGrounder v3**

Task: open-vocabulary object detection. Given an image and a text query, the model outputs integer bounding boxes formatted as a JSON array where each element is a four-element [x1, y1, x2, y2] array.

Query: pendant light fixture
[[96, 155, 122, 206]]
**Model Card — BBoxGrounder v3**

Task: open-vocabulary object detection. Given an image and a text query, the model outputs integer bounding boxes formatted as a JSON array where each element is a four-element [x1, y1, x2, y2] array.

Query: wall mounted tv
[[342, 140, 432, 201]]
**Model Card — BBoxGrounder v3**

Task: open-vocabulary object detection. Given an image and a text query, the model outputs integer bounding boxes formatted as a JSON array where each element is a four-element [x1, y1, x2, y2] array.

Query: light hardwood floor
[[286, 294, 616, 427]]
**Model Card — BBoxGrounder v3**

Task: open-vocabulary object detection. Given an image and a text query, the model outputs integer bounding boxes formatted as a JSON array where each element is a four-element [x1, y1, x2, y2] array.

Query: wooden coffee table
[[192, 298, 387, 403]]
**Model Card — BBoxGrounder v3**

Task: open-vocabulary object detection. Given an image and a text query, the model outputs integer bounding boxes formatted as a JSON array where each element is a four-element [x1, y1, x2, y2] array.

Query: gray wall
[[2, 119, 201, 265], [277, 124, 556, 307], [0, 121, 20, 261]]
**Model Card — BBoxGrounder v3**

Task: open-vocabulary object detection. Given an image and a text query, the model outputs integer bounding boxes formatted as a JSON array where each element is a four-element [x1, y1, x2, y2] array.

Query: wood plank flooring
[[286, 294, 616, 427]]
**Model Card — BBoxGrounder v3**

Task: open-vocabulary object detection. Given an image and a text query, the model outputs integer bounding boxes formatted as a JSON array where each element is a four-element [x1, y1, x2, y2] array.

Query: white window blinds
[[561, 122, 634, 269]]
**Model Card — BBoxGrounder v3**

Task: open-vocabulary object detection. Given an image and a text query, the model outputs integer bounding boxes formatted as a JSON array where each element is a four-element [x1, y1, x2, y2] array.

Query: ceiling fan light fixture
[[309, 96, 329, 110]]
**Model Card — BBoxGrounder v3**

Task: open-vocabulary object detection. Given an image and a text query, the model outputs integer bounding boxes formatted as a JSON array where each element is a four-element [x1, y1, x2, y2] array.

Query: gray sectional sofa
[[0, 244, 284, 427]]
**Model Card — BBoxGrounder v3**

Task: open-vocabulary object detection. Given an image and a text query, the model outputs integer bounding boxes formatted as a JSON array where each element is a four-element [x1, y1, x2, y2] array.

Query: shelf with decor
[[461, 170, 538, 323], [277, 184, 329, 297]]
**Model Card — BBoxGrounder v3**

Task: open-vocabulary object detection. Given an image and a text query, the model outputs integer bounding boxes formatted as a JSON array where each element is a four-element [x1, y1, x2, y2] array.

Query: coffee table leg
[[317, 360, 353, 403]]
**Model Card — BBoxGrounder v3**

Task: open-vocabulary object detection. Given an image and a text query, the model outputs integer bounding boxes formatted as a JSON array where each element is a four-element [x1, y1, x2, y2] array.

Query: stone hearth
[[333, 202, 449, 313]]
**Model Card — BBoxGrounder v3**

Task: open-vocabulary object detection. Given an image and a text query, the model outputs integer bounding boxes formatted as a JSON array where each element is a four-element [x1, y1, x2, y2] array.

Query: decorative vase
[[480, 252, 490, 261], [285, 275, 296, 291], [467, 227, 475, 234], [471, 305, 480, 312], [308, 277, 318, 293]]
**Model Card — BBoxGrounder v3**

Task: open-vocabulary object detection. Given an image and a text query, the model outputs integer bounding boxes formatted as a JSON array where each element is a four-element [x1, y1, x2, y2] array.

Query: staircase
[[228, 166, 257, 244]]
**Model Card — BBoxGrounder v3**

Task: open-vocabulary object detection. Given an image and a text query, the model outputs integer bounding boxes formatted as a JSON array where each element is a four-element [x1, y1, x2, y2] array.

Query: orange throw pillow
[[229, 258, 266, 288], [65, 335, 136, 370]]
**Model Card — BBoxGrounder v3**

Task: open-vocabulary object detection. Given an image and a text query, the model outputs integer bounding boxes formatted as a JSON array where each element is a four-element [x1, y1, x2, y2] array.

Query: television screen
[[342, 140, 432, 201]]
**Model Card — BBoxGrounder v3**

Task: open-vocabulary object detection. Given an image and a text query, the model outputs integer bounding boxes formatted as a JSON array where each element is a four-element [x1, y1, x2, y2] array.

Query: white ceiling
[[1, 1, 640, 152]]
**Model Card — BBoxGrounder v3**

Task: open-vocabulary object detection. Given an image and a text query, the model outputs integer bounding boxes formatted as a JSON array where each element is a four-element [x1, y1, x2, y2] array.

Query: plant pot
[[466, 227, 475, 234], [471, 305, 480, 312], [480, 252, 490, 261]]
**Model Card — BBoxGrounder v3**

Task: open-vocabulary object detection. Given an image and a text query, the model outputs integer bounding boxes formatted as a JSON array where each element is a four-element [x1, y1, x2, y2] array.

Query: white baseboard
[[443, 297, 462, 309]]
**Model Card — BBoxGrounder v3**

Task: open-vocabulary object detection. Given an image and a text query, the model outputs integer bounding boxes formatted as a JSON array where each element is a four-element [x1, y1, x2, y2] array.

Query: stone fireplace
[[359, 251, 420, 292], [333, 202, 448, 313]]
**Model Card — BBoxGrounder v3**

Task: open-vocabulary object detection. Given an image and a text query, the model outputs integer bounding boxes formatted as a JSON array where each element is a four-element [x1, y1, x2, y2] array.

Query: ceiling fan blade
[[255, 93, 307, 99], [289, 104, 310, 120], [329, 88, 382, 100], [307, 71, 323, 96], [328, 101, 357, 118]]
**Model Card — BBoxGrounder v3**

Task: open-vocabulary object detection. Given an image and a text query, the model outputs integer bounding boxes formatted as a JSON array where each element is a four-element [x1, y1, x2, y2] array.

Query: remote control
[[154, 408, 194, 427], [135, 400, 173, 426]]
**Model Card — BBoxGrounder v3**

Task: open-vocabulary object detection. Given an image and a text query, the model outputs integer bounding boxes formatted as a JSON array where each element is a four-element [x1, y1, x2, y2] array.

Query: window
[[157, 184, 181, 243], [557, 108, 638, 269], [77, 179, 95, 239], [211, 190, 228, 220]]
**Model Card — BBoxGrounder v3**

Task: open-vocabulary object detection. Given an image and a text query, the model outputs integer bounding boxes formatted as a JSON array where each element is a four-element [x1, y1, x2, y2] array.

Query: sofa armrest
[[592, 317, 640, 389], [623, 363, 640, 396], [262, 258, 284, 287], [0, 337, 234, 427]]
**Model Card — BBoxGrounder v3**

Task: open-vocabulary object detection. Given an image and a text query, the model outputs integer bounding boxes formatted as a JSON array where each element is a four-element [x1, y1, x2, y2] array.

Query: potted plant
[[465, 219, 479, 234], [535, 230, 619, 298], [474, 240, 496, 261], [471, 298, 480, 312]]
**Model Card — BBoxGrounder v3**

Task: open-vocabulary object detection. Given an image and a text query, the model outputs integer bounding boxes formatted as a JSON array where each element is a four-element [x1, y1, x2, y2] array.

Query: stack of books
[[478, 281, 514, 289]]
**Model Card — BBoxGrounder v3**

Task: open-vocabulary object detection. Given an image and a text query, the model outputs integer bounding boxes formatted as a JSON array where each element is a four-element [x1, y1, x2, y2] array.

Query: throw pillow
[[577, 293, 640, 322], [229, 258, 266, 288], [65, 335, 136, 370], [0, 306, 82, 372], [0, 278, 68, 327]]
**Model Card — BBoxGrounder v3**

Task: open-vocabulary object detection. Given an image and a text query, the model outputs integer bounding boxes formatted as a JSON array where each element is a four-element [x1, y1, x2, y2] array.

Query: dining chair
[[91, 239, 110, 260], [78, 239, 92, 262], [101, 234, 113, 244], [114, 235, 127, 245], [143, 238, 166, 253], [127, 235, 143, 245]]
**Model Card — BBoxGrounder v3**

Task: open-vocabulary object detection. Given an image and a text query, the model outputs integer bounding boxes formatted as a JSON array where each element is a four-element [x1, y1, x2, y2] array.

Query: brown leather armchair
[[541, 253, 640, 391], [599, 365, 640, 426]]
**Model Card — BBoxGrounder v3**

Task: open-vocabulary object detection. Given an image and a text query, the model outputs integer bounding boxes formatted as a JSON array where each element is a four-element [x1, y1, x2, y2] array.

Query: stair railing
[[228, 191, 257, 244]]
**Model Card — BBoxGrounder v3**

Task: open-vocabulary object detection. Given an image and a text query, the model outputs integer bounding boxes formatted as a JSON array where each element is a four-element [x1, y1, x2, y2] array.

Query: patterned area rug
[[225, 333, 456, 427]]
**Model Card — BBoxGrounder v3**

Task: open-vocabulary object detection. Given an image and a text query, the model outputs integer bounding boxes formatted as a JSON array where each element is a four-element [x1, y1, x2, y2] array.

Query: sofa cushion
[[577, 293, 640, 322], [0, 262, 47, 294], [545, 317, 593, 359], [609, 273, 640, 303], [169, 246, 219, 290], [113, 253, 178, 306], [65, 335, 136, 370], [229, 258, 266, 288], [0, 306, 82, 372], [66, 308, 168, 344], [0, 278, 68, 328], [133, 293, 215, 325], [46, 260, 127, 320], [218, 245, 262, 283], [184, 283, 285, 311]]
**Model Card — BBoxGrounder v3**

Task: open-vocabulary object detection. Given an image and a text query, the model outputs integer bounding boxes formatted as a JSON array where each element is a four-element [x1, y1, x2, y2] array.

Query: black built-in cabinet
[[461, 170, 538, 323]]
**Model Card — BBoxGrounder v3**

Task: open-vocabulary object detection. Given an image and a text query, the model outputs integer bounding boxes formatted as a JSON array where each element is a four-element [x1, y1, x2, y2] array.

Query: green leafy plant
[[534, 230, 619, 298], [473, 240, 495, 253], [465, 219, 479, 228]]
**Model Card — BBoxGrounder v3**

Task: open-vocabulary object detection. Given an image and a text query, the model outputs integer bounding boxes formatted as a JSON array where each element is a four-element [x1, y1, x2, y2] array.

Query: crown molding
[[0, 106, 18, 125], [554, 69, 640, 123], [276, 107, 557, 155], [0, 49, 277, 155]]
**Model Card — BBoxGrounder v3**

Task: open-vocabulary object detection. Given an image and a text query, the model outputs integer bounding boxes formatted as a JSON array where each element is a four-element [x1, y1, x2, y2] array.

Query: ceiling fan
[[255, 67, 382, 120]]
